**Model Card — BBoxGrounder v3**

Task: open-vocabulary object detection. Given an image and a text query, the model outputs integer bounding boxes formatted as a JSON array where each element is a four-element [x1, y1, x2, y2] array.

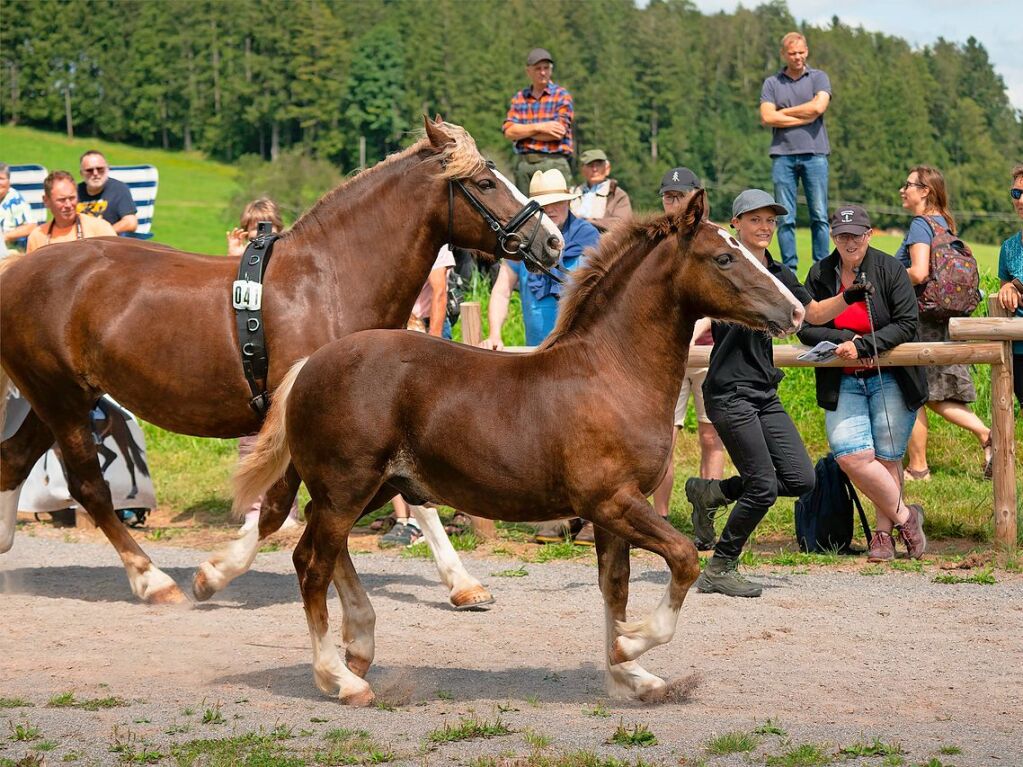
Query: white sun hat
[[528, 169, 580, 206]]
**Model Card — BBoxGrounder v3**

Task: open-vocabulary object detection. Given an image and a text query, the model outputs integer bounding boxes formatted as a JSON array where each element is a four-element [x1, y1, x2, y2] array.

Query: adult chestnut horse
[[233, 192, 805, 705], [0, 118, 562, 605]]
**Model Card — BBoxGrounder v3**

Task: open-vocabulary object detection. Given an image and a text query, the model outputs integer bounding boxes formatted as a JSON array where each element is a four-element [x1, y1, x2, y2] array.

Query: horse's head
[[667, 191, 804, 336], [423, 116, 563, 273]]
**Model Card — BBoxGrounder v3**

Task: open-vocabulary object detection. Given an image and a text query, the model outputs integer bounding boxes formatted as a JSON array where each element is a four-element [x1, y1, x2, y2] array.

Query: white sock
[[405, 519, 421, 531]]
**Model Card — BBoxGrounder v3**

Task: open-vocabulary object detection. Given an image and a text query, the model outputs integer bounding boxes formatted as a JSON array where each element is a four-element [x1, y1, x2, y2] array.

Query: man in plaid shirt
[[503, 47, 574, 193]]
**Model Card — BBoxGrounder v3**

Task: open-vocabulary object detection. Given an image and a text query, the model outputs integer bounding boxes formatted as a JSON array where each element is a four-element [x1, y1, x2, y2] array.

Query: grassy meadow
[[4, 126, 1018, 544]]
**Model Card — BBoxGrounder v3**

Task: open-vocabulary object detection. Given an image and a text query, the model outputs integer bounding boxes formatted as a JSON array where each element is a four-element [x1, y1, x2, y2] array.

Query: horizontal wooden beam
[[949, 316, 1023, 341]]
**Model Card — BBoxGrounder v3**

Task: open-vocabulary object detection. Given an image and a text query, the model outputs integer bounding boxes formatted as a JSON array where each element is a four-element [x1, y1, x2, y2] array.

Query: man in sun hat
[[481, 168, 599, 544], [570, 148, 632, 232], [503, 47, 575, 194]]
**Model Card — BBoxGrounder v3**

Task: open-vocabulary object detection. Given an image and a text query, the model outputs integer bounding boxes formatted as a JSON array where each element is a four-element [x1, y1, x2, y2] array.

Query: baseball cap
[[579, 149, 608, 165], [731, 189, 787, 219], [829, 205, 872, 235], [526, 48, 554, 66], [659, 167, 701, 194]]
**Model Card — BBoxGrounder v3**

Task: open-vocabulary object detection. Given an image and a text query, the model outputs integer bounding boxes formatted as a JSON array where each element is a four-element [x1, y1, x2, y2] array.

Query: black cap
[[830, 205, 872, 235], [659, 167, 701, 194], [526, 48, 554, 66]]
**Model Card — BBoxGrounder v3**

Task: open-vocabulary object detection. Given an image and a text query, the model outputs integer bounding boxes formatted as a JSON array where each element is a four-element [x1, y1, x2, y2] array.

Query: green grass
[[765, 742, 832, 766], [0, 698, 33, 709], [838, 737, 903, 757], [8, 721, 41, 741], [492, 565, 529, 577], [317, 727, 393, 764], [754, 719, 788, 737], [169, 730, 302, 767], [427, 714, 512, 743], [932, 568, 997, 585], [608, 721, 657, 748], [704, 730, 758, 755]]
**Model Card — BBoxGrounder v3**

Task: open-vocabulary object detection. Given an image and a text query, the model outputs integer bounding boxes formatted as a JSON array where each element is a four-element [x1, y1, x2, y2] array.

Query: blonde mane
[[289, 121, 485, 235]]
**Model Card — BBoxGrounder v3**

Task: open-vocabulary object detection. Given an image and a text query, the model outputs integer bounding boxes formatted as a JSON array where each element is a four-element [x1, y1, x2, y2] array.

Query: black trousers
[[706, 386, 815, 561], [1014, 353, 1023, 408]]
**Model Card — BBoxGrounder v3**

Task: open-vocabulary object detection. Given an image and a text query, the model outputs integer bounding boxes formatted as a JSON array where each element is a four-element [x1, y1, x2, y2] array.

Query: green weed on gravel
[[754, 719, 787, 737], [170, 730, 301, 767], [317, 727, 394, 764], [932, 568, 996, 585], [492, 566, 529, 578], [8, 721, 41, 741], [583, 703, 612, 718], [469, 751, 657, 767], [48, 692, 129, 710], [0, 698, 33, 709], [839, 737, 903, 757], [765, 742, 832, 766], [705, 730, 758, 755], [608, 721, 657, 748], [938, 745, 962, 755], [889, 560, 924, 573], [428, 714, 512, 743]]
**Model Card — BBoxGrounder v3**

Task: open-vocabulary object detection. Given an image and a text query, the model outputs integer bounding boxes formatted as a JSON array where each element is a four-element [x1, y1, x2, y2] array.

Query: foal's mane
[[538, 214, 681, 349], [287, 121, 485, 236]]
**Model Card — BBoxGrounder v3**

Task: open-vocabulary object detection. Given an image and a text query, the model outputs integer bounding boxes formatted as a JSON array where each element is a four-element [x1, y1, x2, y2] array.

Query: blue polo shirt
[[760, 66, 832, 157]]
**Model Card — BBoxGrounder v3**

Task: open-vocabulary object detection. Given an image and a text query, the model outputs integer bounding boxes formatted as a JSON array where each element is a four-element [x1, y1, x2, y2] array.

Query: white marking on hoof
[[606, 660, 666, 701], [309, 621, 374, 704], [192, 525, 260, 600], [611, 588, 679, 662], [0, 483, 25, 554], [340, 686, 375, 707], [410, 505, 489, 605], [131, 565, 188, 605]]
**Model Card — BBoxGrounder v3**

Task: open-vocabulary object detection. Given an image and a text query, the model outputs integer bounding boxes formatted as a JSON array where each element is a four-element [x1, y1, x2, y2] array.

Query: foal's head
[[422, 117, 563, 273], [664, 191, 804, 335]]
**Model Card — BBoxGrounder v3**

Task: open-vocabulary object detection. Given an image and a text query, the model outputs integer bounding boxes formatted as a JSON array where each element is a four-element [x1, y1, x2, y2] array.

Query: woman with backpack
[[798, 206, 928, 561], [896, 166, 992, 481]]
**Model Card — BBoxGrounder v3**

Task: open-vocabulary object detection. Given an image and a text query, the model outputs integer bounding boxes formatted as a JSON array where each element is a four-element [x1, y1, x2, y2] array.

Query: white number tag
[[232, 280, 263, 310]]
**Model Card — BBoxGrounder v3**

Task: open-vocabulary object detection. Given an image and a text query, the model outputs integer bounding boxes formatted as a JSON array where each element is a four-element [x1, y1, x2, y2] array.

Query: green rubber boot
[[694, 556, 762, 598], [685, 478, 728, 550]]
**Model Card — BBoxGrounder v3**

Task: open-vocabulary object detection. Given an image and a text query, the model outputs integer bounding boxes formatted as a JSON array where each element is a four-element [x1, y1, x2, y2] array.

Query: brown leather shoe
[[866, 531, 896, 562], [573, 521, 595, 546], [897, 504, 927, 560]]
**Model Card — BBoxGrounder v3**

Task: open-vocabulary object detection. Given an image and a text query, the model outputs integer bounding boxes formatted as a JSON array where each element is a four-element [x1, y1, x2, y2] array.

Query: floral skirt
[[918, 315, 976, 403]]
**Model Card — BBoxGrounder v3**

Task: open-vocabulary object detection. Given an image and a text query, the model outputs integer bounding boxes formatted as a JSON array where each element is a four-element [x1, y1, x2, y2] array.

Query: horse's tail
[[232, 358, 308, 518], [121, 418, 150, 477]]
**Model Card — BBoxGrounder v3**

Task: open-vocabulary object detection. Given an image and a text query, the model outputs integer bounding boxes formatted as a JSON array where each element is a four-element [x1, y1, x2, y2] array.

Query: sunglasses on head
[[1012, 189, 1023, 200]]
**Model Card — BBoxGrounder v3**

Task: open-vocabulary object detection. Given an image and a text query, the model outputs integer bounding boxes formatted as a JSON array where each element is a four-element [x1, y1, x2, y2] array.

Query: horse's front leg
[[410, 505, 494, 609], [192, 464, 301, 601]]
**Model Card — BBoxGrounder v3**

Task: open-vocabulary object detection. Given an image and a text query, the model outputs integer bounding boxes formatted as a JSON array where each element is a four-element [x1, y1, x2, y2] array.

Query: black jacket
[[797, 246, 928, 411]]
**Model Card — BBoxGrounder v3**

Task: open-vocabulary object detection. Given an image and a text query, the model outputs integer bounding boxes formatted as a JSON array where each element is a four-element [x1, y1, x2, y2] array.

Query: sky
[[689, 0, 1023, 111]]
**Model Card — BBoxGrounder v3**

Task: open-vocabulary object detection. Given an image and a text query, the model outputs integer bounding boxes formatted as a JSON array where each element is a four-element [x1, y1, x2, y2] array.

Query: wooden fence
[[459, 297, 1020, 549]]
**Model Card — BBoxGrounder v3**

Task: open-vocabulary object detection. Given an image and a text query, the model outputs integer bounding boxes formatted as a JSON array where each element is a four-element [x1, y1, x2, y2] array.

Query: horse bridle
[[448, 162, 564, 284]]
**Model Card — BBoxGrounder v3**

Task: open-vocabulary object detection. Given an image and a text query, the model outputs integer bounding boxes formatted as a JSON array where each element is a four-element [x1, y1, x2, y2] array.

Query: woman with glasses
[[997, 164, 1023, 407], [896, 165, 992, 481], [798, 206, 928, 560]]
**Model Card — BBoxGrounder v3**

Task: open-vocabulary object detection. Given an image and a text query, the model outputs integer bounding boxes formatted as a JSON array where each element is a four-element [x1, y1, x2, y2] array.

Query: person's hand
[[834, 340, 859, 360], [479, 337, 504, 351], [543, 120, 567, 139], [843, 279, 875, 304], [226, 227, 248, 258], [998, 281, 1021, 311]]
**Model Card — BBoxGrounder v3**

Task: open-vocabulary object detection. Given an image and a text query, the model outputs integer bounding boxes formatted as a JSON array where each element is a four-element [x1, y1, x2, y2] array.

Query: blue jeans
[[772, 153, 830, 270], [825, 373, 917, 462]]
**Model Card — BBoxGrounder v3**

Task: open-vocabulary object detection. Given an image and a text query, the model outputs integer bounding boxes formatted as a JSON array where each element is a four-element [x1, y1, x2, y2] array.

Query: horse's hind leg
[[192, 464, 300, 601], [53, 417, 186, 604], [294, 497, 374, 706], [1, 408, 54, 553], [410, 505, 494, 610], [593, 523, 668, 701], [331, 543, 376, 679]]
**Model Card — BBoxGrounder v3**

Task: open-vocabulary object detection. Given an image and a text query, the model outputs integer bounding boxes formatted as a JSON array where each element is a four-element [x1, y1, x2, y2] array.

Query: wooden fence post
[[987, 297, 1018, 549], [455, 302, 498, 540]]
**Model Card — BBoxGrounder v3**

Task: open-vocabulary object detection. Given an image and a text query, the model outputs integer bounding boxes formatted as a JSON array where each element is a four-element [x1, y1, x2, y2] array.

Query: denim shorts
[[825, 373, 918, 462]]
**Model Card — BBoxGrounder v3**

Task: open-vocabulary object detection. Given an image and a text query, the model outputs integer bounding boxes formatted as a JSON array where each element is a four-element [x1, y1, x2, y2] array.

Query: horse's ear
[[679, 189, 707, 234], [423, 115, 451, 150]]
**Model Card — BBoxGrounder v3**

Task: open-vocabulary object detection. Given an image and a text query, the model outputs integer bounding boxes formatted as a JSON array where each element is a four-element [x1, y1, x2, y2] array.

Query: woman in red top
[[799, 206, 928, 561]]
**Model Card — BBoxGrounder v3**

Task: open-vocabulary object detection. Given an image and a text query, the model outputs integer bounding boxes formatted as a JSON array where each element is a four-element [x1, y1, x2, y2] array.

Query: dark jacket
[[798, 246, 928, 411]]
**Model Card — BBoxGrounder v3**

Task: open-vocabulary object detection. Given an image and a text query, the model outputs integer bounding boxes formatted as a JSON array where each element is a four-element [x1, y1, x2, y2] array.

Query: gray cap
[[830, 204, 871, 235], [659, 167, 701, 194], [731, 189, 788, 219], [526, 48, 554, 66]]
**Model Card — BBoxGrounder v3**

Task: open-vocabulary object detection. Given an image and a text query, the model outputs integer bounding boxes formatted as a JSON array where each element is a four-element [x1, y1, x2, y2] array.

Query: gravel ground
[[1, 532, 1021, 766]]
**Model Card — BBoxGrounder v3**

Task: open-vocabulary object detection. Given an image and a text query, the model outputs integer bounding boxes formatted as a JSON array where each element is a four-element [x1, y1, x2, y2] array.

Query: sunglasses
[[82, 166, 108, 175], [1011, 189, 1023, 200], [899, 182, 927, 191]]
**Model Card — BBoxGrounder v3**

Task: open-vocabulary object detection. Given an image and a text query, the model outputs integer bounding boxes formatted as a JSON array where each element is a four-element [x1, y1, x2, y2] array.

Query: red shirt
[[833, 283, 871, 374]]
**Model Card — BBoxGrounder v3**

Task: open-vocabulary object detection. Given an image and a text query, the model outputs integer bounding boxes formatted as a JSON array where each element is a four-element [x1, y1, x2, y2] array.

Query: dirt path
[[1, 533, 1020, 766]]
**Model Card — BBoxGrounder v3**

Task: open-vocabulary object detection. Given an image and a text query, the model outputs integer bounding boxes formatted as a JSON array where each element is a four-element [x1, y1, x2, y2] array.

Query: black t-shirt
[[77, 177, 136, 226], [703, 252, 811, 395]]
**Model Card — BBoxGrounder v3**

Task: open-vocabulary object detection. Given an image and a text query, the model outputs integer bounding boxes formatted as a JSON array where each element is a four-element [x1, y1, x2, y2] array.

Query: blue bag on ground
[[795, 453, 871, 554]]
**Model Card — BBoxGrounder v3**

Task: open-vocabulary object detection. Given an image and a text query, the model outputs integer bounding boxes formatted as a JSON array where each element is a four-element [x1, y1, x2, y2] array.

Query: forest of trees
[[2, 0, 1020, 240]]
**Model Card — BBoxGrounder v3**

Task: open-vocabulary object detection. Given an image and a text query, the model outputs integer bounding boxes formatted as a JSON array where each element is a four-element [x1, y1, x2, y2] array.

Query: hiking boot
[[685, 478, 727, 550], [573, 521, 596, 546], [866, 531, 896, 562], [897, 504, 927, 560], [533, 520, 572, 544], [694, 556, 762, 598], [379, 522, 422, 548]]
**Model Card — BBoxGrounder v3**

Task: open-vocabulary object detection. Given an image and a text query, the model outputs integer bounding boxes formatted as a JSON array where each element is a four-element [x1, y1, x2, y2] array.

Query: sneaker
[[533, 520, 572, 544], [573, 521, 596, 546], [694, 556, 762, 598], [685, 478, 727, 550], [379, 522, 422, 548], [897, 504, 927, 560], [866, 531, 896, 562]]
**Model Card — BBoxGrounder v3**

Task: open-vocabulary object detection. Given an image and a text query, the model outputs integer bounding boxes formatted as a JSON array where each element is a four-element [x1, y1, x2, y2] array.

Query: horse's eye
[[477, 178, 496, 191], [715, 253, 734, 267]]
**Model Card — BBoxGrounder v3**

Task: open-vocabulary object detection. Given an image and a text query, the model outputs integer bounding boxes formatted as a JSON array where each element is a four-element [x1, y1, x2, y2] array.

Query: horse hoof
[[341, 688, 375, 707], [637, 679, 668, 704], [450, 585, 495, 611], [147, 583, 188, 605], [345, 652, 371, 679], [192, 567, 217, 602]]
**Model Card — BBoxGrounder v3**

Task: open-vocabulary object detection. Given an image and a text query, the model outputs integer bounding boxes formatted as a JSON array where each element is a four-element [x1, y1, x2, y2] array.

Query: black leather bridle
[[449, 162, 563, 284]]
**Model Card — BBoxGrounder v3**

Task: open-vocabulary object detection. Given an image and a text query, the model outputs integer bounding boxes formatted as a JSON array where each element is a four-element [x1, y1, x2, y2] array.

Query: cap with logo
[[829, 205, 872, 235], [526, 48, 554, 66], [731, 189, 787, 219], [659, 167, 701, 194], [579, 149, 608, 166]]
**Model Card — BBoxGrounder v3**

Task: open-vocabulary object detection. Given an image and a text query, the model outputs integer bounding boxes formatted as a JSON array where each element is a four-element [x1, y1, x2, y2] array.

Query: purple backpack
[[917, 216, 980, 320]]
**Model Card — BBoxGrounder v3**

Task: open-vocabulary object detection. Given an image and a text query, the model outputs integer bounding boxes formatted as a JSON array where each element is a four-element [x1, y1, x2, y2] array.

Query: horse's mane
[[538, 213, 679, 349], [288, 122, 485, 236]]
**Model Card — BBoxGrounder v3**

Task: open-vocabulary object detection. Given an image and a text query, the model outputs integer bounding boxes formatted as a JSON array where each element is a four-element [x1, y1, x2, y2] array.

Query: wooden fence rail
[[458, 298, 1020, 549]]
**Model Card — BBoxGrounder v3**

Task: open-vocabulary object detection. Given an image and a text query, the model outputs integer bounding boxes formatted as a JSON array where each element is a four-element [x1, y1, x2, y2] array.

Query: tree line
[[2, 0, 1020, 241]]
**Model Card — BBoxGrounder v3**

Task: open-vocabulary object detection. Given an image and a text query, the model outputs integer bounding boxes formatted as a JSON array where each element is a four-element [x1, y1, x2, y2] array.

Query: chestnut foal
[[234, 192, 805, 704]]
